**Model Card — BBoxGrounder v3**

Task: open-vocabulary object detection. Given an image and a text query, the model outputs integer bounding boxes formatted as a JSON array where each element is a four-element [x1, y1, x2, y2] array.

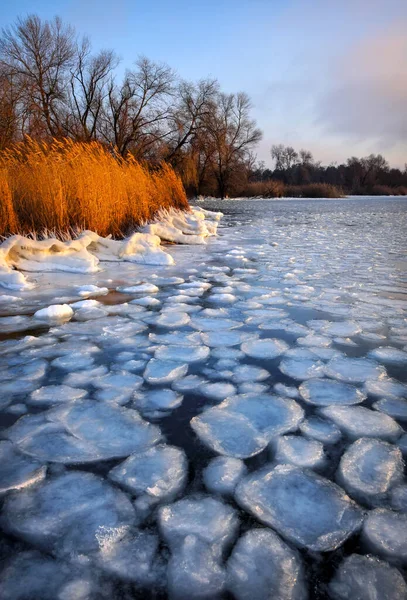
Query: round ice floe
[[74, 306, 108, 320], [144, 359, 188, 385], [0, 441, 46, 495], [0, 358, 48, 382], [208, 293, 236, 304], [299, 378, 366, 406], [227, 528, 306, 600], [219, 394, 304, 441], [172, 374, 206, 393], [191, 408, 269, 458], [93, 370, 143, 391], [373, 398, 407, 422], [96, 530, 161, 585], [368, 346, 407, 365], [239, 382, 269, 394], [199, 382, 237, 400], [108, 444, 187, 505], [63, 365, 108, 387], [337, 438, 404, 507], [75, 284, 108, 297], [117, 283, 159, 294], [190, 317, 243, 331], [391, 485, 407, 512], [201, 330, 254, 348], [398, 434, 407, 456], [235, 464, 363, 551], [28, 384, 87, 406], [51, 354, 95, 371], [320, 406, 402, 442], [154, 312, 190, 329], [279, 357, 325, 381], [130, 296, 161, 306], [203, 457, 247, 496], [232, 365, 270, 383], [158, 495, 239, 552], [362, 509, 407, 564], [154, 344, 210, 363], [241, 338, 289, 359], [323, 321, 361, 337], [324, 357, 386, 383], [273, 383, 300, 398], [272, 435, 325, 470], [329, 554, 407, 600], [133, 389, 183, 416], [1, 471, 136, 557], [0, 551, 99, 600], [300, 417, 342, 444], [365, 378, 407, 400], [297, 334, 332, 347], [34, 304, 73, 322]]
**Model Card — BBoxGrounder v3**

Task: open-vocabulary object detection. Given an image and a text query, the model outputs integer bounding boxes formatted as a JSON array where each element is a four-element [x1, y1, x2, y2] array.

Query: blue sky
[[1, 0, 406, 167]]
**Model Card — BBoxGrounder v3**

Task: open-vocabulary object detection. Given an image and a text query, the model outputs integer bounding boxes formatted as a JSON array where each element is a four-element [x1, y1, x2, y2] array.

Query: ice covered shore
[[0, 206, 223, 291]]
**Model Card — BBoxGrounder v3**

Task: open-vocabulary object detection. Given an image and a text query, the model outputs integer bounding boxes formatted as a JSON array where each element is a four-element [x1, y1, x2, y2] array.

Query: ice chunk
[[329, 554, 407, 600], [1, 471, 135, 557], [191, 408, 269, 458], [235, 464, 363, 551], [365, 378, 407, 400], [320, 406, 402, 441], [130, 295, 160, 306], [34, 304, 73, 322], [117, 283, 159, 294], [323, 321, 361, 337], [144, 359, 188, 385], [0, 441, 46, 494], [203, 457, 247, 496], [299, 378, 366, 406], [133, 389, 183, 415], [272, 435, 326, 470], [155, 344, 209, 363], [373, 398, 407, 422], [273, 383, 300, 398], [368, 346, 407, 365], [97, 531, 161, 585], [297, 334, 332, 347], [337, 438, 404, 506], [241, 338, 289, 359], [391, 485, 407, 512], [218, 394, 304, 440], [199, 382, 237, 400], [172, 374, 206, 392], [300, 417, 342, 444], [28, 384, 87, 407], [227, 528, 306, 600], [154, 311, 190, 328], [201, 330, 254, 347], [362, 509, 407, 564], [109, 445, 187, 505], [158, 495, 238, 553], [75, 284, 108, 297], [232, 365, 270, 383], [279, 357, 325, 380], [190, 317, 243, 331], [324, 356, 386, 383], [0, 551, 98, 600], [63, 365, 108, 387], [93, 370, 143, 392]]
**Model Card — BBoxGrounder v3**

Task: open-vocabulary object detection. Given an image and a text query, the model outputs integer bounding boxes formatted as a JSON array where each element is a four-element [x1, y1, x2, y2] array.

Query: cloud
[[316, 24, 407, 145]]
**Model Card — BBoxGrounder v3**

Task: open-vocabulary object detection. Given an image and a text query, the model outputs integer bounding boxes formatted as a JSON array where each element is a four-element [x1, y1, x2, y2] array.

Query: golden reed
[[0, 138, 188, 238]]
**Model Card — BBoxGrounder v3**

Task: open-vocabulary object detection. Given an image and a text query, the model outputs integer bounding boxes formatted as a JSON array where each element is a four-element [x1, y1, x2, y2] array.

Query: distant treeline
[[0, 15, 404, 201], [245, 145, 407, 198]]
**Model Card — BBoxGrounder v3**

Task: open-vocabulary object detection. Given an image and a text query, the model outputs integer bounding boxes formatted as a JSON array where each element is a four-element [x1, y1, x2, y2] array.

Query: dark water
[[0, 196, 406, 599]]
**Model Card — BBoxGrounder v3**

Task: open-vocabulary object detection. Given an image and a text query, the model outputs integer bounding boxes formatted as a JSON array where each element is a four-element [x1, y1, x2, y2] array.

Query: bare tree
[[271, 144, 299, 170], [205, 92, 262, 198], [101, 57, 174, 157], [0, 15, 76, 138], [67, 38, 117, 141]]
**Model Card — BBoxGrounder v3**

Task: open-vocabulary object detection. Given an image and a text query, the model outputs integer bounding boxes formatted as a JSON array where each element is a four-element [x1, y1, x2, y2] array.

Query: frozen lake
[[1, 196, 407, 599]]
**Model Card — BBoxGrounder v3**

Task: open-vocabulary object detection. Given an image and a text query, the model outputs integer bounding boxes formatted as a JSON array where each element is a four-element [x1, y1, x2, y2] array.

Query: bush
[[239, 180, 285, 198], [0, 138, 188, 237], [369, 185, 395, 196]]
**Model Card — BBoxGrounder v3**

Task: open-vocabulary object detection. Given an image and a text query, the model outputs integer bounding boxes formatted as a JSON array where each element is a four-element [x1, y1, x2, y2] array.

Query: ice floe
[[362, 509, 407, 564], [0, 441, 46, 495], [272, 435, 326, 470], [299, 378, 366, 406], [203, 457, 247, 496], [235, 464, 363, 551], [320, 406, 402, 441]]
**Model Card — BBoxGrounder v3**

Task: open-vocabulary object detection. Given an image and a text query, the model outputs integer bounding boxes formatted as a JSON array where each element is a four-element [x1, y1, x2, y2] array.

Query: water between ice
[[1, 196, 407, 599]]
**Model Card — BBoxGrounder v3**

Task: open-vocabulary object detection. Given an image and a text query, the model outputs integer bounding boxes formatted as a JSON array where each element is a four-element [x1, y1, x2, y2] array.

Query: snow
[[337, 438, 404, 506], [299, 378, 366, 406], [227, 529, 306, 600], [203, 457, 247, 496], [329, 554, 407, 600], [235, 464, 363, 551], [34, 304, 73, 322]]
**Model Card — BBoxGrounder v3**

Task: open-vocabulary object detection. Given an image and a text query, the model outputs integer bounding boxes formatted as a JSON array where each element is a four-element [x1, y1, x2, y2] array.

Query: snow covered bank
[[0, 207, 223, 290]]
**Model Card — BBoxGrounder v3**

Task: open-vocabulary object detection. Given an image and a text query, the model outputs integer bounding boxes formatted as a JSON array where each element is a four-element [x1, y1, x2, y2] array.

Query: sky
[[1, 0, 406, 168]]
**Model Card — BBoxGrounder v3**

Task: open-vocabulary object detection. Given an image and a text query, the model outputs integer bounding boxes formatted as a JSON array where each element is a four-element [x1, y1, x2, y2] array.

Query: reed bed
[[0, 139, 189, 238]]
